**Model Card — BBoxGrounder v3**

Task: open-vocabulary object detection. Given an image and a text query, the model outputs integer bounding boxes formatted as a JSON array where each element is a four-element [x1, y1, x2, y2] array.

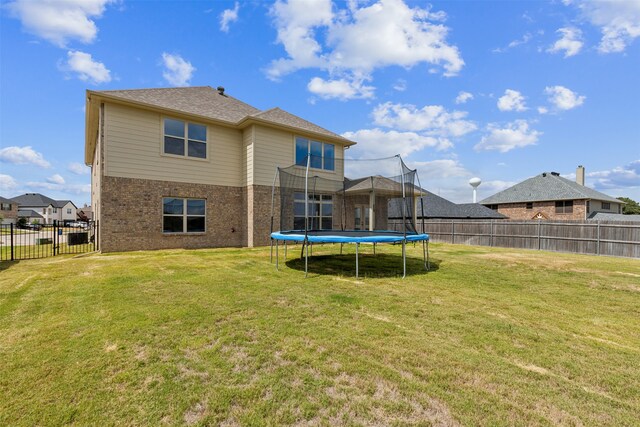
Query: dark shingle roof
[[0, 196, 14, 204], [53, 200, 77, 209], [250, 108, 350, 142], [587, 212, 640, 222], [389, 190, 506, 219], [11, 193, 56, 207], [480, 172, 621, 205], [96, 87, 352, 143], [18, 209, 44, 219], [98, 86, 260, 123]]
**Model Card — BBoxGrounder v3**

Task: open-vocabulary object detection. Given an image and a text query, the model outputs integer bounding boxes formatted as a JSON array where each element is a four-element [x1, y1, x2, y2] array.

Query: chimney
[[576, 165, 585, 186]]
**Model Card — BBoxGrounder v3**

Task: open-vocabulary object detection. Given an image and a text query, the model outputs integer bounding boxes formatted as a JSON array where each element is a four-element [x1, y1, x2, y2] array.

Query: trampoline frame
[[270, 230, 429, 278]]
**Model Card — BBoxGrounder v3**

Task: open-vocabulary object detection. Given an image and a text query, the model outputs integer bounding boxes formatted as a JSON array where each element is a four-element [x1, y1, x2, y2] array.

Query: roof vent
[[551, 172, 560, 176], [217, 86, 225, 95], [542, 173, 547, 177]]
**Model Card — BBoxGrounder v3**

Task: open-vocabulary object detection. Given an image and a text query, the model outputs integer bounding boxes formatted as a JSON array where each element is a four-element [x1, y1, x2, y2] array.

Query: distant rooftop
[[480, 172, 621, 205]]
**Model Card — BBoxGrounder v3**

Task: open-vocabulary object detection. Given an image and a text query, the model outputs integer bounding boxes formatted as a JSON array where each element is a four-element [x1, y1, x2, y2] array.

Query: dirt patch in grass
[[183, 401, 206, 425]]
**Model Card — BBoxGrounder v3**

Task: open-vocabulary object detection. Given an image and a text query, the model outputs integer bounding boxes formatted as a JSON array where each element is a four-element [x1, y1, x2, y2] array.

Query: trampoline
[[270, 154, 430, 278], [270, 230, 429, 278]]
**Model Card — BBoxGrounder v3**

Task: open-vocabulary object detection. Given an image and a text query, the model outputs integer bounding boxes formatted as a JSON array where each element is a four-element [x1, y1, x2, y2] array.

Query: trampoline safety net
[[271, 155, 422, 236]]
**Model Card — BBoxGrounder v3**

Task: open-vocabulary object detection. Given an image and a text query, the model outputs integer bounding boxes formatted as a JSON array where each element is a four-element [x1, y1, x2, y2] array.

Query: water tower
[[469, 177, 481, 203]]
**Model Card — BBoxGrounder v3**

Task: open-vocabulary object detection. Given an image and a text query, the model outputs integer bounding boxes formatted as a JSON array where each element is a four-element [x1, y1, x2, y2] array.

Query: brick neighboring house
[[0, 196, 18, 224], [85, 86, 356, 252], [10, 193, 78, 225], [389, 190, 506, 222], [479, 166, 623, 220]]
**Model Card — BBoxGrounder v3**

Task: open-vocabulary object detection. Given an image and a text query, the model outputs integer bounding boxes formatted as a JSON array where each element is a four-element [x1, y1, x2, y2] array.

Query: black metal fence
[[0, 221, 98, 261]]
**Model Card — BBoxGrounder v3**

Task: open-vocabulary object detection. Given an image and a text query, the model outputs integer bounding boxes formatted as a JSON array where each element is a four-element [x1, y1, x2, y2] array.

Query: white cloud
[[547, 27, 583, 57], [544, 85, 585, 110], [0, 146, 50, 168], [46, 174, 65, 185], [161, 53, 195, 87], [220, 2, 240, 33], [372, 102, 477, 137], [537, 106, 549, 115], [63, 50, 111, 84], [0, 174, 18, 191], [268, 0, 464, 99], [573, 0, 640, 53], [27, 181, 90, 195], [455, 91, 473, 104], [68, 162, 90, 175], [492, 32, 538, 53], [342, 128, 451, 160], [6, 0, 113, 47], [475, 120, 541, 153], [393, 79, 407, 92], [588, 160, 640, 191], [497, 89, 527, 112], [410, 159, 471, 180], [307, 75, 375, 100]]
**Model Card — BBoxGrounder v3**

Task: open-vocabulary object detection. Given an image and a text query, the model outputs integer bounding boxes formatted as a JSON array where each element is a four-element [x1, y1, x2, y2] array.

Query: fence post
[[10, 223, 14, 261], [53, 220, 57, 256], [596, 221, 600, 256], [490, 220, 494, 247], [451, 220, 455, 244], [537, 220, 541, 251]]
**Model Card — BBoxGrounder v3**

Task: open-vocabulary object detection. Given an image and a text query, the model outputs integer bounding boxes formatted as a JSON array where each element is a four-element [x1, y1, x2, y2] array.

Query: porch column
[[369, 190, 375, 231]]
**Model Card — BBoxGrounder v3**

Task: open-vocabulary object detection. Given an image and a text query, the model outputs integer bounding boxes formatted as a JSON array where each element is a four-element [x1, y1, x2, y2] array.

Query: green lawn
[[1, 243, 639, 425]]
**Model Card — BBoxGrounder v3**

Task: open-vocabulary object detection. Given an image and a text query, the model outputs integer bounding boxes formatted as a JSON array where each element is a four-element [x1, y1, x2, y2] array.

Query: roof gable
[[11, 193, 57, 207], [480, 172, 621, 205]]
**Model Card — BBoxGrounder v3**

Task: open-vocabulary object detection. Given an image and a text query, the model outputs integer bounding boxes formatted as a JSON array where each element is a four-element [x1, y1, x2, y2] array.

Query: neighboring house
[[77, 205, 93, 221], [389, 190, 505, 222], [0, 196, 19, 225], [587, 212, 640, 222], [85, 86, 356, 252], [10, 193, 78, 224], [479, 166, 624, 220], [17, 209, 45, 224]]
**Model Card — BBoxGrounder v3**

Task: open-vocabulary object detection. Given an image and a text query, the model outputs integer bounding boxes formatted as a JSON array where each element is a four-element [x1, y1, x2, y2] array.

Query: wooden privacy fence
[[389, 219, 640, 258]]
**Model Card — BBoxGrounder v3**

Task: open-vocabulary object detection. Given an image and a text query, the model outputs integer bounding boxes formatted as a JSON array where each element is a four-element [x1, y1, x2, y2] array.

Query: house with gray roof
[[85, 86, 356, 252], [10, 193, 78, 225], [479, 166, 624, 220], [389, 190, 505, 221]]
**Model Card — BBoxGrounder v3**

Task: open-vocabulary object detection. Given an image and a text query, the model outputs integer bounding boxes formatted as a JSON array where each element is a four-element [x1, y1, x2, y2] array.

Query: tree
[[617, 197, 640, 215]]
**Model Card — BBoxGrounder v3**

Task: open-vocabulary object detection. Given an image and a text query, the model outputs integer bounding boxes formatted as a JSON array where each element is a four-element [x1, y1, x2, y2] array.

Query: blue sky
[[1, 0, 639, 206]]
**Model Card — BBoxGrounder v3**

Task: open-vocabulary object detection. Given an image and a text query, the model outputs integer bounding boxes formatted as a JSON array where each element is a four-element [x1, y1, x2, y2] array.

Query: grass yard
[[1, 243, 639, 426]]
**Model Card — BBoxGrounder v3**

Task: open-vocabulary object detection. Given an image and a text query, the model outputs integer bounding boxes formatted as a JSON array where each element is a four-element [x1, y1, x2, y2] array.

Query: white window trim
[[162, 197, 207, 234], [293, 192, 333, 230], [161, 117, 209, 161]]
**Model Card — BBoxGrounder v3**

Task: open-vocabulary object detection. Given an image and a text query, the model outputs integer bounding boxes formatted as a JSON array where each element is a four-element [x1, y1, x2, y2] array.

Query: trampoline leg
[[284, 241, 287, 260], [422, 239, 427, 270], [310, 243, 313, 256], [373, 242, 376, 255], [300, 241, 305, 259], [305, 240, 309, 278], [275, 239, 279, 271], [340, 243, 343, 255], [402, 240, 406, 279], [355, 242, 359, 279], [270, 238, 273, 263], [427, 241, 430, 271]]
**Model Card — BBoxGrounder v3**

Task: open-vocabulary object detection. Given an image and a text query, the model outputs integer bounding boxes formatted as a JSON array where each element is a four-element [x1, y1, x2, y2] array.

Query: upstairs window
[[0, 203, 11, 211], [555, 200, 573, 214], [601, 202, 611, 210], [163, 198, 206, 233], [526, 202, 533, 210], [295, 137, 335, 171], [67, 208, 72, 214], [164, 118, 207, 159]]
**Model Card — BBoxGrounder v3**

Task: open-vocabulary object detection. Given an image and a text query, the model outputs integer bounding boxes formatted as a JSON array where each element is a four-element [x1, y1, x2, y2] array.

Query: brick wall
[[497, 200, 587, 220], [100, 176, 247, 252]]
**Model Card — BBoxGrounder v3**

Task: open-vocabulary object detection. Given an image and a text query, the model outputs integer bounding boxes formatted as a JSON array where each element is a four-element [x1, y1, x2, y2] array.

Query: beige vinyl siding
[[92, 104, 104, 225], [243, 125, 254, 187], [251, 125, 345, 186], [103, 103, 243, 187]]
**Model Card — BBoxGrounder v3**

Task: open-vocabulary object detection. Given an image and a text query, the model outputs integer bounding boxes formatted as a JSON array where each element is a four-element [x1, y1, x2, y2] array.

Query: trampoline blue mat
[[271, 230, 429, 244]]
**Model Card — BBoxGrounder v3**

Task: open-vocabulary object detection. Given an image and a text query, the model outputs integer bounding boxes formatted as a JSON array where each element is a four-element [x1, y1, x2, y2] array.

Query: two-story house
[[85, 86, 355, 253], [480, 166, 624, 220], [0, 196, 18, 224], [10, 193, 78, 225]]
